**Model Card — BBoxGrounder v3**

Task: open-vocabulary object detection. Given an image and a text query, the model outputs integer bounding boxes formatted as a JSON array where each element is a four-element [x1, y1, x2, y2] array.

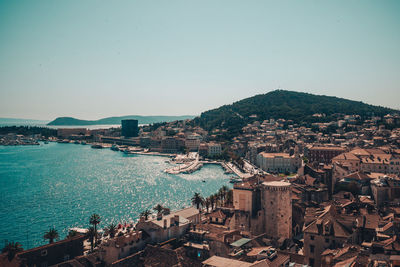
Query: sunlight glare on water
[[0, 142, 232, 249]]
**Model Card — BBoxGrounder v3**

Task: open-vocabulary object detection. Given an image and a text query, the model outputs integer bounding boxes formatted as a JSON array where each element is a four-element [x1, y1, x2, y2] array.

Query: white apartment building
[[256, 152, 300, 173], [208, 142, 221, 157]]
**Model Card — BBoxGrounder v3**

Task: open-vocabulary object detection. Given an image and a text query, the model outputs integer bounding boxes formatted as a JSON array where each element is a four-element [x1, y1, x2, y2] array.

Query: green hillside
[[194, 90, 397, 135]]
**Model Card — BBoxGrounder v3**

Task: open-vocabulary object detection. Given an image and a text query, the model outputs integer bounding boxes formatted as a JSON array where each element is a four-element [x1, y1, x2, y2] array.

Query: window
[[41, 250, 48, 257], [310, 245, 314, 253], [325, 238, 329, 243], [310, 235, 314, 240]]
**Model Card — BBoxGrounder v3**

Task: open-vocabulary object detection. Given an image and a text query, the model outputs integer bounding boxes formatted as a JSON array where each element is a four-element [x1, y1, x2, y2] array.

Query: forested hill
[[193, 90, 397, 134]]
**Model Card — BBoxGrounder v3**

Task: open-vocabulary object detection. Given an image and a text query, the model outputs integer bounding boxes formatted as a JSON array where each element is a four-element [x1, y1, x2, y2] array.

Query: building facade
[[308, 146, 346, 164], [256, 152, 300, 173]]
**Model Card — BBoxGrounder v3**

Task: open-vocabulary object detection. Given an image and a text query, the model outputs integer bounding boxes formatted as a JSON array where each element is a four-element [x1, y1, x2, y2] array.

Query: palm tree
[[213, 193, 220, 208], [191, 192, 204, 210], [43, 228, 59, 244], [2, 241, 23, 261], [66, 230, 78, 239], [210, 194, 215, 210], [140, 209, 151, 220], [86, 226, 96, 252], [107, 223, 117, 238], [89, 214, 101, 246], [226, 189, 233, 206], [220, 185, 229, 199], [204, 197, 211, 213], [153, 204, 164, 214]]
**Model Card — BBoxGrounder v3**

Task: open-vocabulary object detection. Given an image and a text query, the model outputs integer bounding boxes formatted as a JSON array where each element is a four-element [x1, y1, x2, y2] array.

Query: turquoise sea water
[[0, 143, 232, 249]]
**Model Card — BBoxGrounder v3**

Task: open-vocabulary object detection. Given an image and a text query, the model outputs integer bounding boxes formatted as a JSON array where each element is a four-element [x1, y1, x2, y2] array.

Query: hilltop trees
[[194, 90, 396, 139]]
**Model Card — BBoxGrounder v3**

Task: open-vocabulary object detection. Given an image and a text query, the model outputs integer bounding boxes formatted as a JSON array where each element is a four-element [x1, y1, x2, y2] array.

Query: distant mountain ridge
[[194, 90, 398, 134], [0, 118, 50, 127], [47, 115, 195, 126]]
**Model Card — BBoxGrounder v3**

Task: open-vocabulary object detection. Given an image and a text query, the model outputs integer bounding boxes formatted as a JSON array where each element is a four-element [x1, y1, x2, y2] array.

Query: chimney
[[157, 212, 162, 220], [163, 219, 167, 229], [174, 215, 180, 225], [170, 217, 175, 227]]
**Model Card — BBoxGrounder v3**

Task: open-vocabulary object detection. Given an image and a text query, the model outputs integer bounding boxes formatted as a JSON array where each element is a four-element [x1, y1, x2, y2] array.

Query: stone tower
[[262, 181, 292, 239]]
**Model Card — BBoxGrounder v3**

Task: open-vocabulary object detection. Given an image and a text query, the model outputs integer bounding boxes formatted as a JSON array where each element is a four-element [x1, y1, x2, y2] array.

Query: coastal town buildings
[[3, 111, 400, 267], [207, 142, 222, 157], [256, 152, 300, 173], [135, 207, 200, 244], [308, 146, 346, 164]]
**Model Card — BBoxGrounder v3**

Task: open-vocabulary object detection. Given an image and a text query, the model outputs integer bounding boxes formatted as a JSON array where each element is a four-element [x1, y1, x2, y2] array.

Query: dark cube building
[[121, 119, 139, 137]]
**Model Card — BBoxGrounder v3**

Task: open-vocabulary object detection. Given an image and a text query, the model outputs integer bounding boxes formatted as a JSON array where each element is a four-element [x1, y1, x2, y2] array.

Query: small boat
[[229, 177, 242, 184], [91, 143, 103, 149], [81, 141, 86, 145], [202, 180, 206, 183], [111, 144, 120, 151], [44, 141, 49, 144], [74, 140, 80, 144]]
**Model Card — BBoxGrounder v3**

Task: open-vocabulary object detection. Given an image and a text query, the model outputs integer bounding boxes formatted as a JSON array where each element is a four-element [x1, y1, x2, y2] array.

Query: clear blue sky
[[0, 0, 399, 120]]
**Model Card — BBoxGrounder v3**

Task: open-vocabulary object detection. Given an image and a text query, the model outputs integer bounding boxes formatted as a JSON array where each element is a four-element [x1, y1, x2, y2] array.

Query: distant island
[[47, 115, 196, 126]]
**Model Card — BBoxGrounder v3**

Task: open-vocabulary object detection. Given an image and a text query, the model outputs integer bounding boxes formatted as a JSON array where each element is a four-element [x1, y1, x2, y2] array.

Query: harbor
[[0, 141, 233, 249]]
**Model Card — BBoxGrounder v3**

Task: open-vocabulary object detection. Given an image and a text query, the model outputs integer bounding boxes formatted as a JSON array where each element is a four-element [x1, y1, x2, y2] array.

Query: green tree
[[89, 214, 101, 246], [219, 185, 229, 204], [191, 192, 204, 210], [107, 223, 117, 238], [210, 194, 216, 210], [2, 241, 23, 261], [86, 226, 96, 252], [140, 209, 152, 220], [204, 198, 211, 213], [66, 230, 78, 239], [226, 190, 233, 205], [43, 228, 59, 244], [153, 204, 164, 214]]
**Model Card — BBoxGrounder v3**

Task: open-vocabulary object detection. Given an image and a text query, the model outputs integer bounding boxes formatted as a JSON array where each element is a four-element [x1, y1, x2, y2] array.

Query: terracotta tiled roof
[[344, 172, 371, 181], [303, 205, 351, 238], [333, 152, 360, 161], [208, 210, 226, 220]]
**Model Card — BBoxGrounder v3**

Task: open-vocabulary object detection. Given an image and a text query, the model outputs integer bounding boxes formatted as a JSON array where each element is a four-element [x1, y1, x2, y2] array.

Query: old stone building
[[262, 181, 292, 240], [231, 177, 292, 240]]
